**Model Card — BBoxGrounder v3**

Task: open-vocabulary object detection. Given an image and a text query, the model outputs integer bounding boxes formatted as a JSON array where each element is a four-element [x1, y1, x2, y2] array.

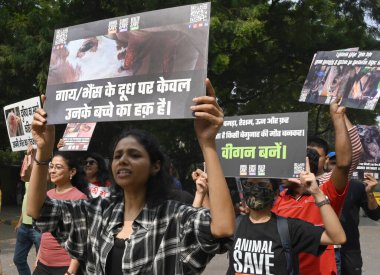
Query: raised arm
[[330, 102, 352, 193], [191, 79, 235, 238], [301, 158, 346, 245], [27, 102, 55, 219], [344, 114, 363, 177], [363, 174, 380, 215]]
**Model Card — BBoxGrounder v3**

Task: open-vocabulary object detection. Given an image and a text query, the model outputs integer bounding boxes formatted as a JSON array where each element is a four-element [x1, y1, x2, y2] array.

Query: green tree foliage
[[209, 0, 380, 132], [0, 0, 379, 178]]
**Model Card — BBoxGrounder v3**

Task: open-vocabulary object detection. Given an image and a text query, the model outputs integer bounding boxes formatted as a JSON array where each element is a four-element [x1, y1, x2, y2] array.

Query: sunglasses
[[83, 160, 97, 166]]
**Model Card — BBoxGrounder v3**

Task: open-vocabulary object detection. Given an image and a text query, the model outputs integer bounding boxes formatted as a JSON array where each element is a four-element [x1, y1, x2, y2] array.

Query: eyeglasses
[[48, 162, 65, 171], [83, 160, 97, 166]]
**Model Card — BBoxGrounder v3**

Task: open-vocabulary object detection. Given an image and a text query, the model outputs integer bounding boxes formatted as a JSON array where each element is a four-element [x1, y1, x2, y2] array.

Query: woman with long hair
[[28, 79, 235, 274], [33, 151, 88, 275]]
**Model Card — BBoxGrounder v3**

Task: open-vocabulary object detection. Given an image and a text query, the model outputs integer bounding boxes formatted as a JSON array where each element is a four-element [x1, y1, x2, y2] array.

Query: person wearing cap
[[325, 151, 337, 172]]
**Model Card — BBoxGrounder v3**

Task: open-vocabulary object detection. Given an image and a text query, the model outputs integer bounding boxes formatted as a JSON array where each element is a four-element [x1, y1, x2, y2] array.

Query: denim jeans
[[335, 247, 342, 275], [13, 223, 41, 275]]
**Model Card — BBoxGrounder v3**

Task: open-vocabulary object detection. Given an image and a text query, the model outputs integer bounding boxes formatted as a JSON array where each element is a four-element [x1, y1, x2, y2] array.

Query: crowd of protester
[[4, 79, 380, 275]]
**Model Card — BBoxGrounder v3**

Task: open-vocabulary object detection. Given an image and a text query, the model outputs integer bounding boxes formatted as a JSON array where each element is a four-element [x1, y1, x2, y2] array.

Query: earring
[[70, 175, 73, 180]]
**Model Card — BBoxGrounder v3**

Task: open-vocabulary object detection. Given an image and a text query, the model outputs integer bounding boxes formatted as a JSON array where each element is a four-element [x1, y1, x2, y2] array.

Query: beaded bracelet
[[33, 154, 52, 165]]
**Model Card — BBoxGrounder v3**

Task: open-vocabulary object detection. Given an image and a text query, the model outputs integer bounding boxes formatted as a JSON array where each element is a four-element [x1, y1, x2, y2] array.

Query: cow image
[[358, 125, 380, 162], [7, 111, 21, 137], [47, 25, 208, 85]]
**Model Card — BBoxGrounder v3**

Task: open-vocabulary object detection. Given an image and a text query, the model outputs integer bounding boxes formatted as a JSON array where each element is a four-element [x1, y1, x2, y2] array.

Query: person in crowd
[[169, 162, 183, 189], [33, 152, 88, 275], [308, 111, 362, 275], [272, 100, 352, 275], [227, 158, 347, 275], [340, 174, 380, 275], [13, 145, 42, 275], [14, 182, 42, 275], [307, 112, 362, 184], [28, 79, 235, 274], [161, 155, 194, 205], [325, 151, 337, 172], [82, 152, 112, 198]]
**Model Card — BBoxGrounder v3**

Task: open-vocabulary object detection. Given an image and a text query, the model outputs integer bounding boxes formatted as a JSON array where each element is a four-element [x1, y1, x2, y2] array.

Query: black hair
[[243, 178, 280, 192], [53, 151, 89, 197], [82, 152, 110, 187], [109, 129, 171, 207], [269, 179, 281, 192], [307, 147, 320, 175], [307, 136, 329, 156]]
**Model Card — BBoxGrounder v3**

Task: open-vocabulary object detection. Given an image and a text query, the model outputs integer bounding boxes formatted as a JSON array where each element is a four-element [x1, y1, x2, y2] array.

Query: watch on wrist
[[315, 196, 330, 207]]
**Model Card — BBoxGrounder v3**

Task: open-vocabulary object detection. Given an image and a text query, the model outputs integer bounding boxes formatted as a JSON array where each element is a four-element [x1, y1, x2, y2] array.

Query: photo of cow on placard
[[357, 125, 380, 162], [47, 25, 208, 85], [5, 107, 24, 137]]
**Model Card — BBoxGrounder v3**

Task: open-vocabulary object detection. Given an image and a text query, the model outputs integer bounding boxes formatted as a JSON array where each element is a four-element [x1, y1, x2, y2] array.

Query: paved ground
[[1, 205, 379, 274]]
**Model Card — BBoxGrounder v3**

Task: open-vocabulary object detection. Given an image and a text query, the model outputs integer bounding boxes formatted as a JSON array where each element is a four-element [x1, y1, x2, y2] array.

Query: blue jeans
[[335, 247, 342, 275], [13, 224, 41, 275]]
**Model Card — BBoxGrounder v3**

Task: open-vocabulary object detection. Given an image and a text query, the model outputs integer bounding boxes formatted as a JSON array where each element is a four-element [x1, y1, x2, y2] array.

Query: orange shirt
[[272, 178, 349, 275]]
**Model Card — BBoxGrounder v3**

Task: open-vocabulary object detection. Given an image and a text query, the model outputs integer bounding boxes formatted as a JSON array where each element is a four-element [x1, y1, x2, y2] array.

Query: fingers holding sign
[[31, 95, 55, 152]]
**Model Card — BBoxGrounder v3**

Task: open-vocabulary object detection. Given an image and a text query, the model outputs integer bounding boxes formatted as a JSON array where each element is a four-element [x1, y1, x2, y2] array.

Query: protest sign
[[59, 122, 96, 151], [44, 2, 211, 124], [299, 51, 380, 110], [3, 97, 41, 151], [216, 112, 308, 178], [352, 124, 380, 180]]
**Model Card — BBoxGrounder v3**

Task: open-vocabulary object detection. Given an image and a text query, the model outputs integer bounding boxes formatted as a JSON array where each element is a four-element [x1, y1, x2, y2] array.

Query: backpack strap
[[277, 215, 298, 275], [234, 214, 244, 240]]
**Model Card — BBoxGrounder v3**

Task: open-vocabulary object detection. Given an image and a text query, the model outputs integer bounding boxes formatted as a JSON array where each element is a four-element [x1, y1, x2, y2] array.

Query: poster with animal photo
[[352, 124, 380, 180], [3, 97, 41, 152], [215, 112, 308, 178], [299, 51, 380, 110], [59, 122, 97, 151], [44, 2, 211, 124]]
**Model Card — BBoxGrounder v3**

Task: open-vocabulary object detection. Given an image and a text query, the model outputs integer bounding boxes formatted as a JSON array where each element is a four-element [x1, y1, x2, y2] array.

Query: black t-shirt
[[227, 213, 326, 275], [340, 180, 380, 252]]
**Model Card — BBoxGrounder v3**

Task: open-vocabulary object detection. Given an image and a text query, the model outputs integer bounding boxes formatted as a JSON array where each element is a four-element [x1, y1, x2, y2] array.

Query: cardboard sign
[[352, 124, 380, 180], [44, 3, 211, 124], [3, 97, 41, 151], [300, 51, 380, 110], [216, 112, 308, 178], [59, 122, 96, 151]]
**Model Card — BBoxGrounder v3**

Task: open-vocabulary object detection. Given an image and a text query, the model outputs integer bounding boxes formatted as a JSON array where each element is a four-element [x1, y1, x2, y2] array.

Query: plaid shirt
[[36, 195, 225, 274]]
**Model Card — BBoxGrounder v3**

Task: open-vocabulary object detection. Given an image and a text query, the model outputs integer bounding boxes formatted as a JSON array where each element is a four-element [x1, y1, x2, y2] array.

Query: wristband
[[315, 196, 330, 207], [34, 154, 52, 166], [65, 272, 75, 275]]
